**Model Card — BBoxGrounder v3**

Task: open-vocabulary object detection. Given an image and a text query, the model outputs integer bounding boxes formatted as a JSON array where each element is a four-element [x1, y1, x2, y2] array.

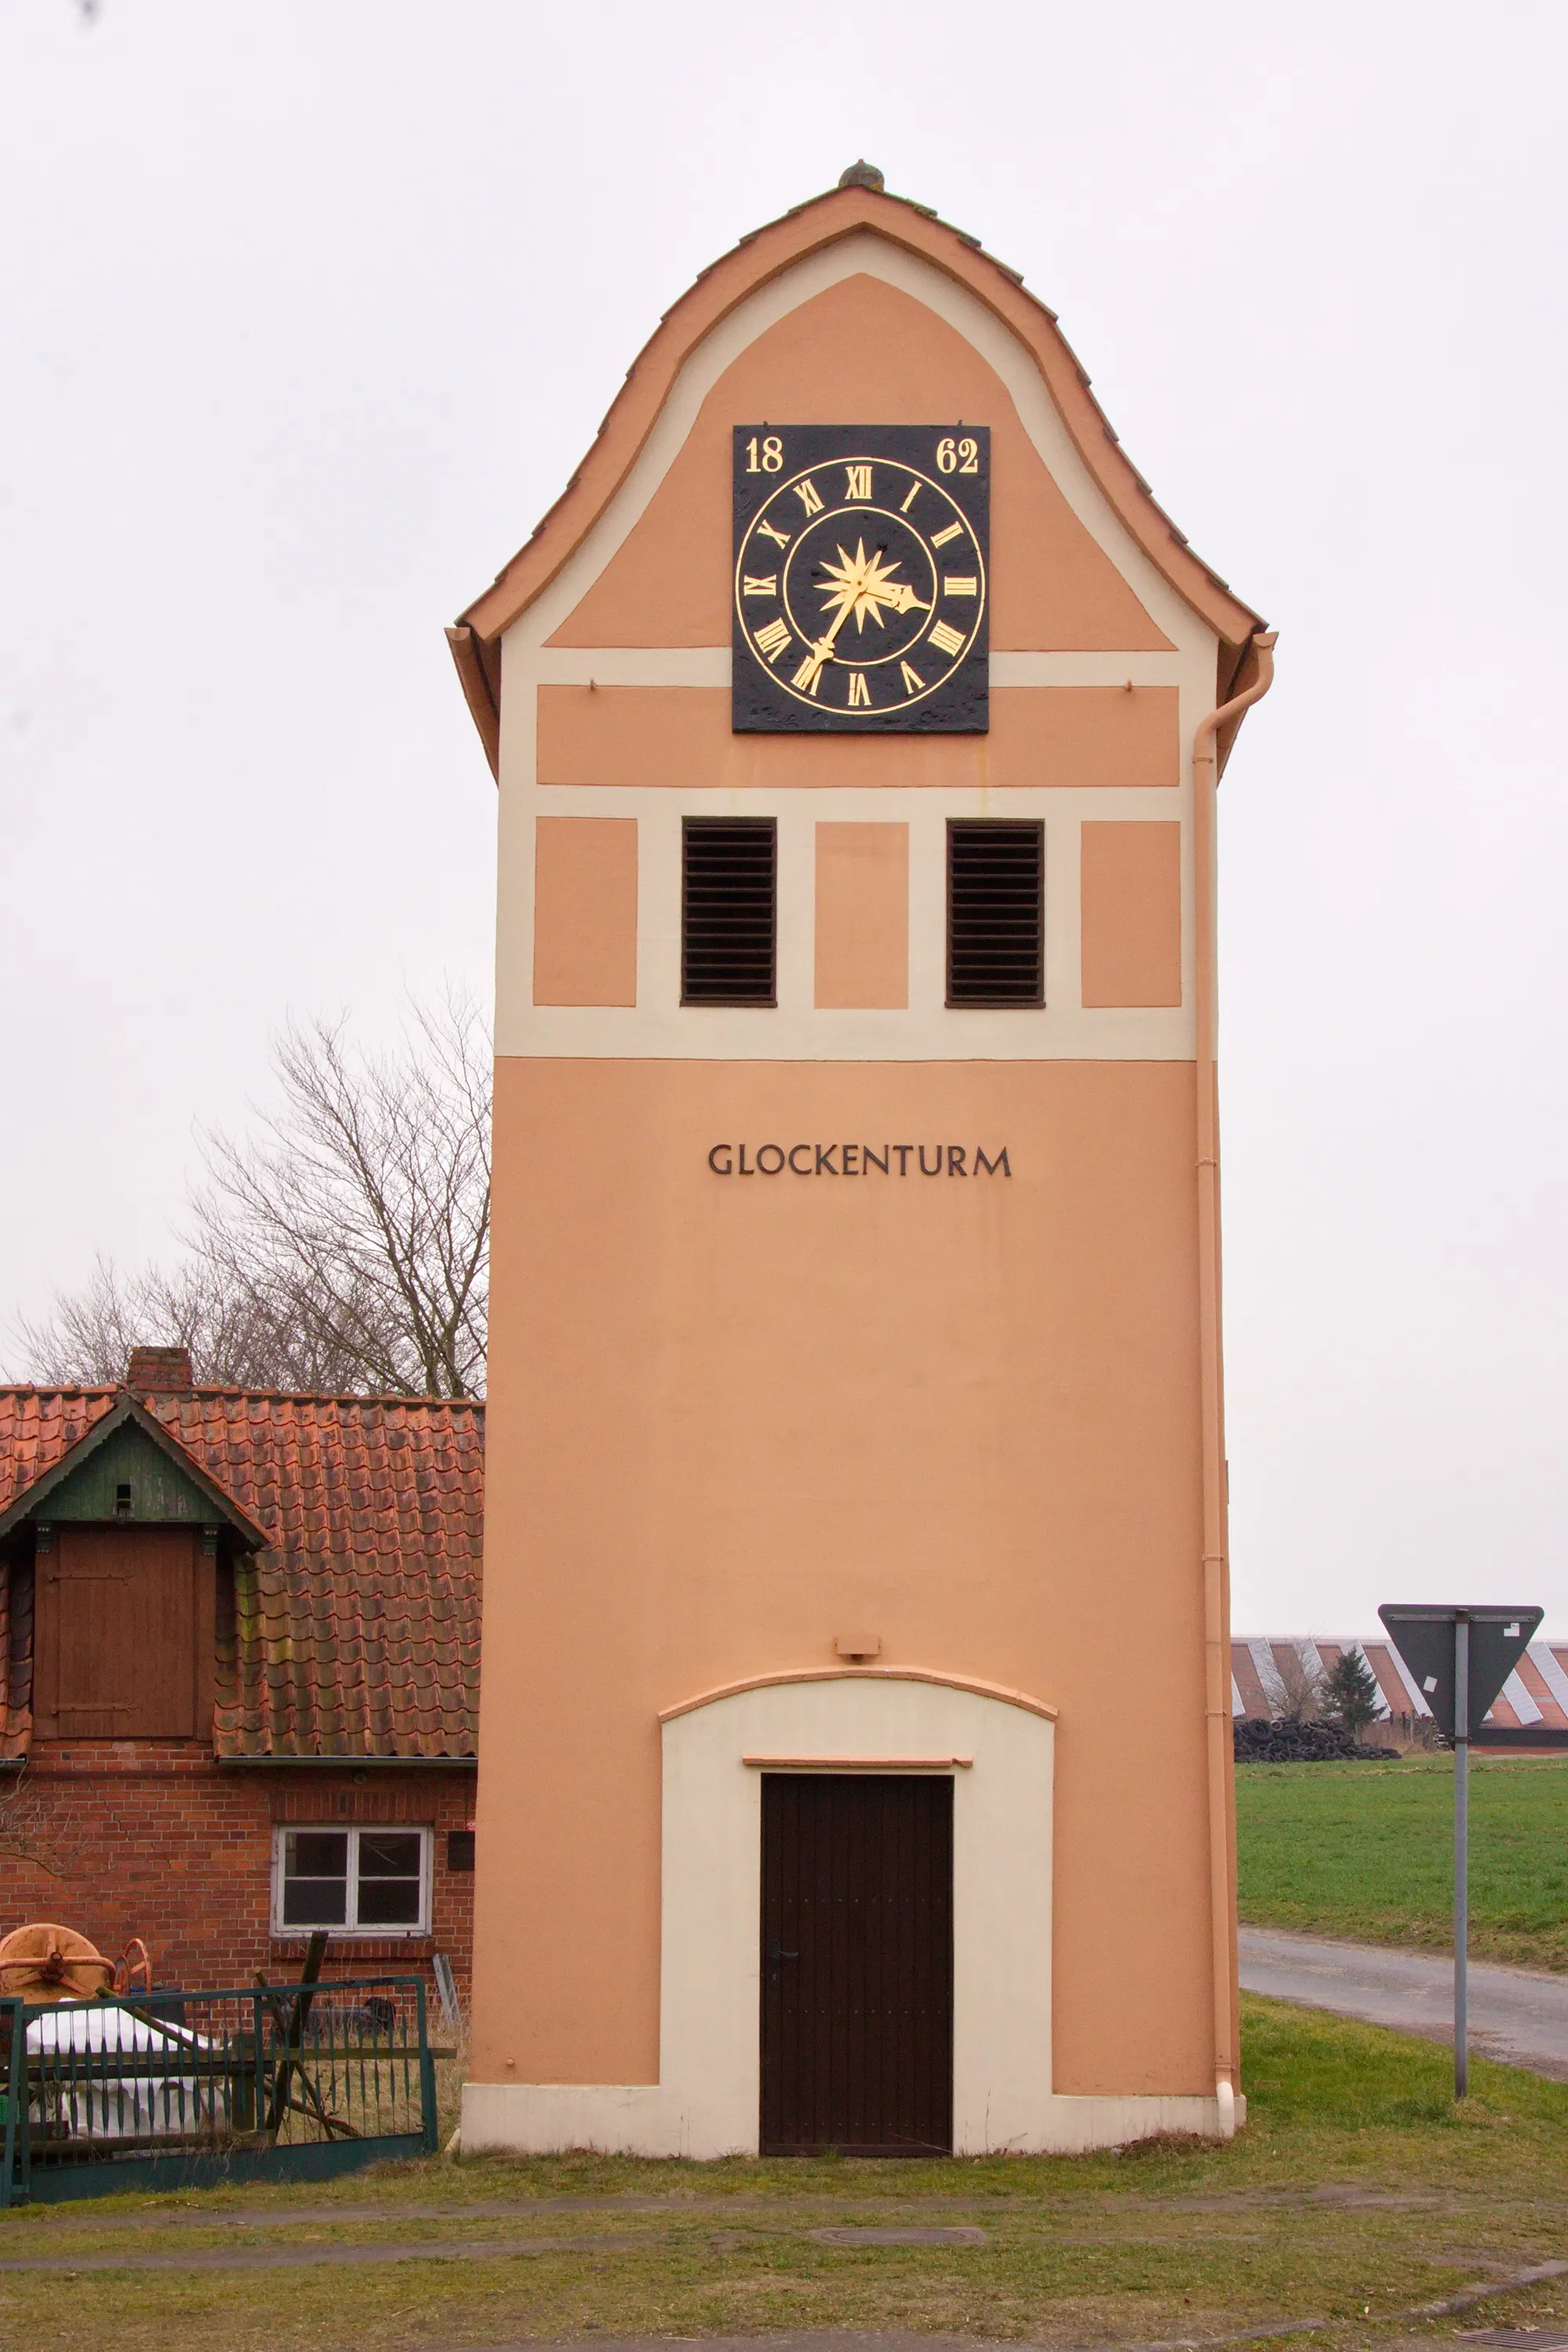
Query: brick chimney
[[125, 1345, 194, 1393]]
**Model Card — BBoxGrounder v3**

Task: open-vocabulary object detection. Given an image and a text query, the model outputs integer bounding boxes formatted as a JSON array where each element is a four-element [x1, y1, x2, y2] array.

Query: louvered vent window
[[682, 818, 777, 1005], [947, 821, 1044, 1006]]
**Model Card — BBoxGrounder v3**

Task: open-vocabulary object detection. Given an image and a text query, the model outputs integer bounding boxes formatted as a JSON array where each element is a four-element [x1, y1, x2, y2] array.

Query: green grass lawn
[[2, 1999, 1568, 2352], [1236, 1750, 1568, 1968]]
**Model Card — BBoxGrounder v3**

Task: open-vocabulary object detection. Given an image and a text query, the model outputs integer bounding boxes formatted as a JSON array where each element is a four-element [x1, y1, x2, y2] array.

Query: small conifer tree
[[1321, 1646, 1383, 1737]]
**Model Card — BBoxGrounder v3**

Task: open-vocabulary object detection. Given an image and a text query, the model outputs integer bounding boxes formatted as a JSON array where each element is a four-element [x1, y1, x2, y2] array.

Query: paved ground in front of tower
[[1239, 1927, 1568, 2079], [3, 1998, 1568, 2352]]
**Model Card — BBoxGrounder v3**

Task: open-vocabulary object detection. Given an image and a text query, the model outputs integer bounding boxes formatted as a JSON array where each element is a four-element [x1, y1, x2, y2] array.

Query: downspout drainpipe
[[1192, 630, 1277, 2139]]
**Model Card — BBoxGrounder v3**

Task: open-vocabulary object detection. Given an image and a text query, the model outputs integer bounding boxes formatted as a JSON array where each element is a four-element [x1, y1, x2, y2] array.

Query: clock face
[[732, 425, 989, 733]]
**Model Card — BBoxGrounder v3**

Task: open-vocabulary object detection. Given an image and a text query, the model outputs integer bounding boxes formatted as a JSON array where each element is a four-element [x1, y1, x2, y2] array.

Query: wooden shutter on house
[[35, 1526, 201, 1739]]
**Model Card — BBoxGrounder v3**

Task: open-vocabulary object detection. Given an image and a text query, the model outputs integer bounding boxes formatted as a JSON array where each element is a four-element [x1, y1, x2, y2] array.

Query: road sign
[[1378, 1605, 1543, 1737], [1377, 1603, 1544, 2100]]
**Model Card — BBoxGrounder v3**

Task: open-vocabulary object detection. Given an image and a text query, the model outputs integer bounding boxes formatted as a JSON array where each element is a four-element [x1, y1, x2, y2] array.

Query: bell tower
[[451, 167, 1273, 2156]]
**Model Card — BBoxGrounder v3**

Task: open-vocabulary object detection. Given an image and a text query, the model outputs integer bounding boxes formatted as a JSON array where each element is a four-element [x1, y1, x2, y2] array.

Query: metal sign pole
[[1454, 1613, 1469, 2101], [1380, 1599, 1543, 2105]]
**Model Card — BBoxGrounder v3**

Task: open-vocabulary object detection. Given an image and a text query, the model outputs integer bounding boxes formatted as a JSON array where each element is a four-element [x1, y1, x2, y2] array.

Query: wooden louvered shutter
[[681, 818, 776, 1004], [946, 821, 1044, 1006]]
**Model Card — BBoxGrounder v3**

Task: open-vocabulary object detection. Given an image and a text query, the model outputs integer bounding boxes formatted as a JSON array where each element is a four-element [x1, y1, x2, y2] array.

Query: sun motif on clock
[[732, 426, 989, 733]]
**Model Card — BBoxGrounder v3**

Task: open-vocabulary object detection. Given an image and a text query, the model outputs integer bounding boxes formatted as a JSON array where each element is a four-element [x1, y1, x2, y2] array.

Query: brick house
[[0, 1348, 480, 2005]]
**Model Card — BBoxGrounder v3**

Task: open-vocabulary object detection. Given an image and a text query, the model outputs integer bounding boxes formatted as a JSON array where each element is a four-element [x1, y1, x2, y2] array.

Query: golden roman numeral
[[753, 618, 790, 662], [790, 652, 823, 694], [900, 481, 921, 514], [742, 575, 777, 597], [794, 477, 824, 516], [928, 619, 965, 657], [943, 576, 978, 597], [900, 662, 925, 695], [931, 521, 964, 548], [844, 464, 872, 500], [756, 517, 790, 548], [847, 671, 871, 707]]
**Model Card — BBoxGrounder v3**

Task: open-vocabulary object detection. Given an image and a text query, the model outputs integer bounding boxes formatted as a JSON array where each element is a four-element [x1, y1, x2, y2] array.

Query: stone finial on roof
[[837, 160, 884, 191], [126, 1345, 194, 1393]]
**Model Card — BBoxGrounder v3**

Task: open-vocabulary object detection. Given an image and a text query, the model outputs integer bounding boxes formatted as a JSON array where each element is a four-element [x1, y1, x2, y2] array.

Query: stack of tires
[[1233, 1718, 1400, 1762]]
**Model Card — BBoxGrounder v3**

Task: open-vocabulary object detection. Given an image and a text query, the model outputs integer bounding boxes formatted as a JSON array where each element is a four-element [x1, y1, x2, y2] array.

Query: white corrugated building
[[1232, 1637, 1568, 1740]]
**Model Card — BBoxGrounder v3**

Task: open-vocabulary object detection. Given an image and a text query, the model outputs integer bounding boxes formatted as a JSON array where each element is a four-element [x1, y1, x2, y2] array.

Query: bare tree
[[12, 1252, 352, 1390], [1273, 1648, 1325, 1723], [13, 989, 490, 1399], [16, 1256, 198, 1388], [196, 989, 490, 1399]]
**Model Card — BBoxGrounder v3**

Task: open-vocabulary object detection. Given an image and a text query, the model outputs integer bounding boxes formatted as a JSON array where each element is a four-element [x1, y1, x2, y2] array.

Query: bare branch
[[0, 1762, 71, 1878], [10, 986, 491, 1399], [1273, 1650, 1325, 1723], [192, 985, 491, 1397]]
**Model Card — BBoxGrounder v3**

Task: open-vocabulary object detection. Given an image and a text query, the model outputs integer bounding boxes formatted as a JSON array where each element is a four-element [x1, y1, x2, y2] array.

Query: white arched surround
[[664, 1673, 1052, 2158], [461, 1671, 1239, 2157]]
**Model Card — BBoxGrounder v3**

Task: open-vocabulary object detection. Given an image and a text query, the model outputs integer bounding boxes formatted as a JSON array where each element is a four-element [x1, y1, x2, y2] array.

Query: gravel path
[[1239, 1926, 1568, 2079]]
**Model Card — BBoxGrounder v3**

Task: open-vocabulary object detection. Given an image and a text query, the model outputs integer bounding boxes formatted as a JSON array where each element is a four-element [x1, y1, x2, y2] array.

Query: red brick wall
[[4, 1740, 475, 2009]]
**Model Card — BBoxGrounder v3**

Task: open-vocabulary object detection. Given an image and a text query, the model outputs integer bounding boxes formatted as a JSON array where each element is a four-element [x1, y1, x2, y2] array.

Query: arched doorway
[[657, 1667, 1054, 2156]]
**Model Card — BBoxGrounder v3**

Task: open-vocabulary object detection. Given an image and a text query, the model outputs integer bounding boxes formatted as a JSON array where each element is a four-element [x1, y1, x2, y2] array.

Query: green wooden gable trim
[[0, 1392, 265, 1547], [38, 1417, 216, 1525]]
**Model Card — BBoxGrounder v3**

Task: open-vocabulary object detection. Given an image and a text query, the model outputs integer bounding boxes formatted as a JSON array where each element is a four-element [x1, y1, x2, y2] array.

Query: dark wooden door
[[760, 1773, 953, 2155]]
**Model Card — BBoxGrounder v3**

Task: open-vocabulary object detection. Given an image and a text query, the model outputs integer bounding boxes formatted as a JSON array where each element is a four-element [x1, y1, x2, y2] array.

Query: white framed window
[[272, 1826, 432, 1936]]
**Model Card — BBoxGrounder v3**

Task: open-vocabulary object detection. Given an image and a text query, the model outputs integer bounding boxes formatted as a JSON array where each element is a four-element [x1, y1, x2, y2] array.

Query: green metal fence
[[0, 1976, 437, 2204]]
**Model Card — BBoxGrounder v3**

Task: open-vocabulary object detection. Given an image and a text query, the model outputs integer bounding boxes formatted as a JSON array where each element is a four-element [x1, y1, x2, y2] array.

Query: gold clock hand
[[796, 598, 856, 689]]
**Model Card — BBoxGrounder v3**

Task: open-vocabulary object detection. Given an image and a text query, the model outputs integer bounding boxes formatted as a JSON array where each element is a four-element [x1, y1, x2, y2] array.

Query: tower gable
[[546, 274, 1173, 656], [449, 181, 1266, 777]]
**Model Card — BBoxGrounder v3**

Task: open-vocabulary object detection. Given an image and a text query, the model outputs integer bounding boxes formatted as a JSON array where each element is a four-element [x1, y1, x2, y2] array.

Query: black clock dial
[[732, 426, 989, 734]]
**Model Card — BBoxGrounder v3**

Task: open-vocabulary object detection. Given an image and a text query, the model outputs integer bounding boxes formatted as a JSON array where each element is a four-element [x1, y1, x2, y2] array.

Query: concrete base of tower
[[457, 2080, 1245, 2159]]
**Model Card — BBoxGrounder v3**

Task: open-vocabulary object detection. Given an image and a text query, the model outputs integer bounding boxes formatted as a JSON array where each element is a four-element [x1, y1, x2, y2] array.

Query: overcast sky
[[3, 1, 1566, 1636]]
